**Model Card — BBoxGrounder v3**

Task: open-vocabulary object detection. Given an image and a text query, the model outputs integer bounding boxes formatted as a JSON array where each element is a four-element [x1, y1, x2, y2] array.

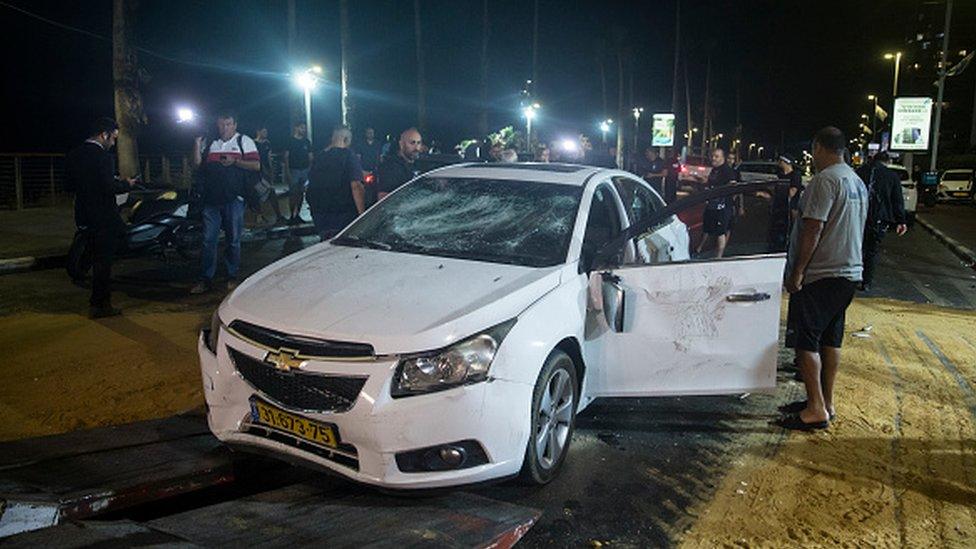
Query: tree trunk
[[287, 0, 299, 128], [340, 0, 352, 127], [478, 0, 489, 136], [701, 54, 710, 154], [615, 50, 626, 169], [413, 0, 427, 134], [684, 59, 693, 152], [112, 0, 142, 179], [670, 0, 680, 116], [531, 0, 539, 87]]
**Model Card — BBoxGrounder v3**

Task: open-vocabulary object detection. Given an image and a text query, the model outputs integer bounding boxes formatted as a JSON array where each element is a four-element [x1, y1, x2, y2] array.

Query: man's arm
[[786, 218, 825, 293], [235, 158, 261, 171], [192, 137, 203, 167], [351, 181, 366, 214], [235, 136, 261, 171]]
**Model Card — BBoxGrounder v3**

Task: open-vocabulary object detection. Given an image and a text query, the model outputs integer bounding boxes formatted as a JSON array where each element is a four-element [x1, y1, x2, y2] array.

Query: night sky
[[2, 0, 974, 156]]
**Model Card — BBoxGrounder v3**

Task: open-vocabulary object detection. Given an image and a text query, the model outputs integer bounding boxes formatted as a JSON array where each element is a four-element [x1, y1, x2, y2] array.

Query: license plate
[[250, 399, 339, 448], [952, 192, 969, 197]]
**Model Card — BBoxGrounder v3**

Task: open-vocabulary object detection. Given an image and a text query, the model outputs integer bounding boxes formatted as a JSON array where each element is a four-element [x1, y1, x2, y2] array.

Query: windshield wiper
[[332, 235, 391, 251]]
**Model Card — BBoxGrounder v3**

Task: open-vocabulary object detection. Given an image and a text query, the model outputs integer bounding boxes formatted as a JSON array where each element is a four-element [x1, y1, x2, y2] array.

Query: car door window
[[610, 181, 790, 268], [612, 177, 676, 265], [581, 185, 623, 265]]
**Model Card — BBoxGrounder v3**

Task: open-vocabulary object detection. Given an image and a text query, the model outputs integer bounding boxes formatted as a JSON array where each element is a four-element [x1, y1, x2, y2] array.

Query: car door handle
[[726, 292, 771, 303]]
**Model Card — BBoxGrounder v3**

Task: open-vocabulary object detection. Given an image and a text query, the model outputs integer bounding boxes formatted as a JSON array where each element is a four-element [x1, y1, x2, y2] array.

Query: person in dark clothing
[[307, 126, 366, 240], [253, 125, 285, 225], [357, 127, 383, 172], [284, 122, 313, 224], [694, 148, 737, 258], [637, 146, 667, 195], [64, 118, 136, 318], [778, 154, 804, 220], [377, 128, 422, 200], [854, 152, 907, 290], [665, 152, 681, 203]]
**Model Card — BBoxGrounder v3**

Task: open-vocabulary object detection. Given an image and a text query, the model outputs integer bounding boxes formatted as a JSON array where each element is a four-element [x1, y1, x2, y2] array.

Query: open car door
[[586, 181, 790, 397]]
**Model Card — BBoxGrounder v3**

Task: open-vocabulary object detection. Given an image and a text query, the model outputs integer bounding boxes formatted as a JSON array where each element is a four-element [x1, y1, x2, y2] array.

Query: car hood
[[221, 244, 563, 354]]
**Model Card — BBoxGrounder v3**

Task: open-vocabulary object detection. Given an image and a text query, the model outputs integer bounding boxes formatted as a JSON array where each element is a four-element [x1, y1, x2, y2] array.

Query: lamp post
[[523, 102, 540, 152], [867, 94, 879, 144], [757, 146, 764, 159], [883, 52, 902, 99], [294, 65, 322, 145], [632, 107, 644, 156], [748, 142, 756, 159], [600, 119, 613, 143]]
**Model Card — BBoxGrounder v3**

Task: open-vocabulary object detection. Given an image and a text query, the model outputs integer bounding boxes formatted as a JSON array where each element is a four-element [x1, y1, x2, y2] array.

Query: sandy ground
[[680, 298, 976, 548], [0, 310, 206, 441]]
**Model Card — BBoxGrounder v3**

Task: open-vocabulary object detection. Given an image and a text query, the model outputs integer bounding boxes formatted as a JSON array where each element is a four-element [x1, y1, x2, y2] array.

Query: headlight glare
[[393, 321, 514, 397]]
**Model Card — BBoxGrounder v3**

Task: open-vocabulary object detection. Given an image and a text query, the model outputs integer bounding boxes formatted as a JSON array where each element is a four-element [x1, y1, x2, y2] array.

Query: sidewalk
[[0, 196, 313, 267]]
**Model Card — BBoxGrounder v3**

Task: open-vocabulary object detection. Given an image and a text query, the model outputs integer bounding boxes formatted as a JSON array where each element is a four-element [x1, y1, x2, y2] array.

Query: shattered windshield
[[333, 177, 583, 267]]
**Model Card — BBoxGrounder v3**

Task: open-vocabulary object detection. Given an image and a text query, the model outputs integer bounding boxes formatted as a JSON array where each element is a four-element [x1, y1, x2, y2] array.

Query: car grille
[[228, 347, 367, 413], [228, 319, 374, 359]]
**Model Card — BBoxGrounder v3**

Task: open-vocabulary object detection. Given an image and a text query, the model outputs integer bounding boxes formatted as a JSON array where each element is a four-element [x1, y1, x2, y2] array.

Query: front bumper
[[198, 328, 533, 489], [937, 187, 973, 201]]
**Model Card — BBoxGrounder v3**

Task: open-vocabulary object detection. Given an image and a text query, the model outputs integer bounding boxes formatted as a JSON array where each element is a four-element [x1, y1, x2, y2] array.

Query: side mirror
[[600, 272, 626, 333]]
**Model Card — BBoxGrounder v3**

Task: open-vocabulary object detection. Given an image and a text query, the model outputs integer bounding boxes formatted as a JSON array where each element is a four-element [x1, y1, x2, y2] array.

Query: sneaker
[[226, 279, 239, 291], [189, 281, 211, 295], [89, 305, 122, 319]]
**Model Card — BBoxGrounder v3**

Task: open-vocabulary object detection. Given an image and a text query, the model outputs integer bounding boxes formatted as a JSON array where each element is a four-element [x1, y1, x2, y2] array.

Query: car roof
[[426, 162, 608, 186]]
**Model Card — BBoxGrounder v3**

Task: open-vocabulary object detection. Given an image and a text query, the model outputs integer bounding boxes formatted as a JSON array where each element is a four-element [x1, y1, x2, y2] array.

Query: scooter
[[66, 185, 203, 281]]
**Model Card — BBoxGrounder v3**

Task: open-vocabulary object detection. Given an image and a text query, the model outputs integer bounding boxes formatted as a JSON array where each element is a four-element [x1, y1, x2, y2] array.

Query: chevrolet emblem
[[264, 348, 306, 372]]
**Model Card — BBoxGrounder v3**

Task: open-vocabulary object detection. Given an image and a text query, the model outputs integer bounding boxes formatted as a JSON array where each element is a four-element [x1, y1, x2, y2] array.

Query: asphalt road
[[0, 215, 973, 546]]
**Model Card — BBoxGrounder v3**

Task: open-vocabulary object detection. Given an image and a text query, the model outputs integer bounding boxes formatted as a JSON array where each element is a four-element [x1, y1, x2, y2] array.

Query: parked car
[[199, 164, 786, 489], [736, 161, 780, 182], [937, 169, 974, 202], [885, 164, 917, 224]]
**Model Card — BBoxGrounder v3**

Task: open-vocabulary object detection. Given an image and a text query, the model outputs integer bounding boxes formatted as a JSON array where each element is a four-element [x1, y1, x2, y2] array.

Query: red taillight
[[680, 165, 688, 173], [363, 172, 376, 185]]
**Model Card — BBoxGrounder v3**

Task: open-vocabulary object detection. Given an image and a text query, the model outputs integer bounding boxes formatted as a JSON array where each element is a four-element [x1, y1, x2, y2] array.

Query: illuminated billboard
[[890, 97, 933, 151], [651, 113, 676, 147]]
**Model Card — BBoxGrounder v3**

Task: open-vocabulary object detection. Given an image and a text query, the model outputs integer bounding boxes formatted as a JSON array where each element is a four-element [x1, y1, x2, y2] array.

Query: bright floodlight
[[176, 107, 195, 124], [559, 138, 579, 153], [523, 105, 537, 120], [294, 71, 319, 91], [599, 121, 611, 133]]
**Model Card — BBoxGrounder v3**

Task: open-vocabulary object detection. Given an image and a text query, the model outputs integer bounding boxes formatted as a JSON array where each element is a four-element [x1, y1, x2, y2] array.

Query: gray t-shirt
[[787, 162, 868, 284]]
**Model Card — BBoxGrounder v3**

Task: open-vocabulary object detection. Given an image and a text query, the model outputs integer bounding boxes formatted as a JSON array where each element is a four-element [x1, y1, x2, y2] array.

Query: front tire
[[519, 349, 578, 485]]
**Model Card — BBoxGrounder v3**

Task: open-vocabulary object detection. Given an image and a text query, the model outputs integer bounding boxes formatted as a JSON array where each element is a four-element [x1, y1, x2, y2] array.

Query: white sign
[[651, 113, 675, 147], [890, 97, 933, 151]]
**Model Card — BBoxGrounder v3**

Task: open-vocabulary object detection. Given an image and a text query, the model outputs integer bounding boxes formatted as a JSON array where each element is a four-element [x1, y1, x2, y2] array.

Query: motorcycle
[[66, 186, 203, 281]]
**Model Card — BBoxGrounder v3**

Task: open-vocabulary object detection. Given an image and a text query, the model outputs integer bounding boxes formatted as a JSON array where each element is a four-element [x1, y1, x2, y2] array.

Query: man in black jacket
[[65, 118, 136, 318], [855, 152, 907, 290]]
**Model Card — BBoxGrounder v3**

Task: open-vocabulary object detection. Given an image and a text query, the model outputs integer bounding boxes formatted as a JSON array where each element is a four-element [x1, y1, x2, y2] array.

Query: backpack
[[865, 165, 885, 228], [197, 135, 262, 211]]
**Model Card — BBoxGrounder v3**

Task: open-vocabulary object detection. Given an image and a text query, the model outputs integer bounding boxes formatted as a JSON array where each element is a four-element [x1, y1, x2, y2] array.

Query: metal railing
[[0, 152, 290, 210]]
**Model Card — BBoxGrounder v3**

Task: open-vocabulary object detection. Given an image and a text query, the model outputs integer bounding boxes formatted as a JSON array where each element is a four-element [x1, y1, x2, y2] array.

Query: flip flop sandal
[[778, 400, 836, 421], [774, 413, 829, 431]]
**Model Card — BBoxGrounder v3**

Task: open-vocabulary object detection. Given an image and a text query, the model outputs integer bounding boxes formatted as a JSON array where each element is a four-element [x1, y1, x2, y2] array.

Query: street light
[[523, 102, 540, 151], [748, 142, 756, 159], [176, 107, 196, 124], [757, 146, 764, 158], [599, 119, 613, 143], [293, 66, 322, 145], [631, 107, 644, 154], [866, 94, 879, 144], [883, 52, 902, 98]]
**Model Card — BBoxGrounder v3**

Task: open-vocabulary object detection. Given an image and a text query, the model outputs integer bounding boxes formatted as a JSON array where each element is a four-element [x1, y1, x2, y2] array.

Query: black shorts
[[703, 208, 732, 236], [785, 277, 857, 352]]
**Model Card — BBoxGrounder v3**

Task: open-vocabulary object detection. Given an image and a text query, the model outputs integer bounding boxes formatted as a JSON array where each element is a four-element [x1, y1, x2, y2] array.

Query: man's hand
[[219, 156, 236, 167], [126, 177, 138, 187], [895, 223, 907, 236], [785, 270, 804, 294]]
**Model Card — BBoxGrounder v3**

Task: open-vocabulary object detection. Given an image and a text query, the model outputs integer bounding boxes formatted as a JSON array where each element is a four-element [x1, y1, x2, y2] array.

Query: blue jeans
[[200, 199, 244, 282]]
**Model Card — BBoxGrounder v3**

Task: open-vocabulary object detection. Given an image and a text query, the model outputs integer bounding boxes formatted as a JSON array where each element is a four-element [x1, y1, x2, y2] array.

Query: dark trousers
[[862, 223, 886, 286], [90, 227, 120, 308]]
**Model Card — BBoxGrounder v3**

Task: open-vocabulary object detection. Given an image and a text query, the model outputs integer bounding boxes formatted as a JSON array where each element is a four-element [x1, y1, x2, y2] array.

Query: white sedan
[[199, 163, 786, 489]]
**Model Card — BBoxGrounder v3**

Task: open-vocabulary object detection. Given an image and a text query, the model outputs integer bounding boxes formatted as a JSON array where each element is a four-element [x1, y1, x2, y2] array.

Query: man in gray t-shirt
[[786, 162, 868, 283], [777, 127, 867, 432]]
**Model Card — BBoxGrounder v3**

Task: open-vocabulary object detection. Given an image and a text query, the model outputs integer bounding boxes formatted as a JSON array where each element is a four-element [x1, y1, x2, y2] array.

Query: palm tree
[[112, 0, 143, 179], [478, 0, 489, 136], [414, 0, 427, 134]]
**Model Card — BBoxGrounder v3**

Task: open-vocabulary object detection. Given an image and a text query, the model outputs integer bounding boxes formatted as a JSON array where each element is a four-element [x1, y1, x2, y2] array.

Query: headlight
[[205, 310, 220, 353], [392, 319, 516, 397]]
